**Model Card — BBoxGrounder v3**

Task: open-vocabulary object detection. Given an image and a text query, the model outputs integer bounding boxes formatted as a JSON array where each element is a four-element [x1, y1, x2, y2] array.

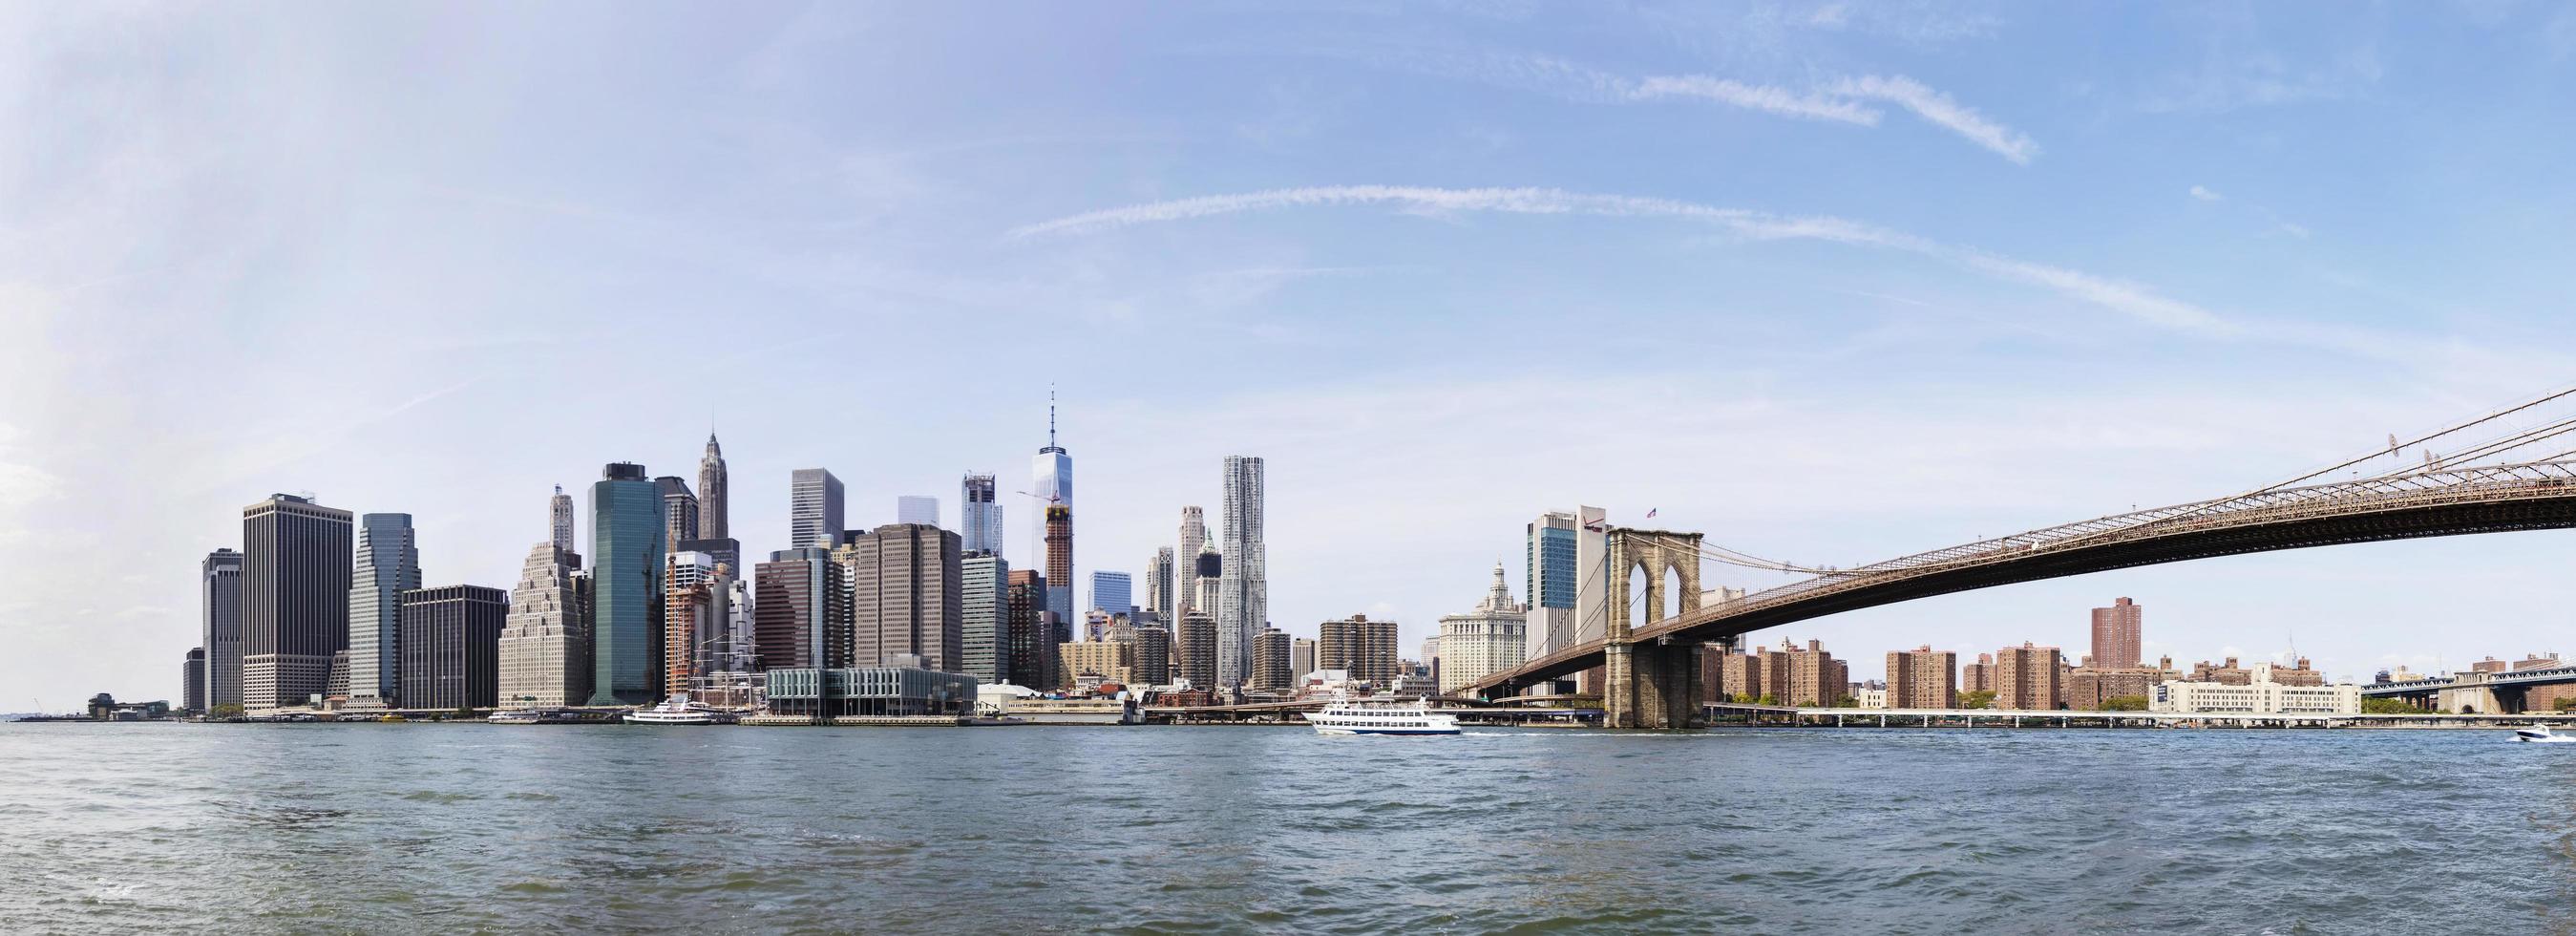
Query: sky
[[8, 1, 2576, 709]]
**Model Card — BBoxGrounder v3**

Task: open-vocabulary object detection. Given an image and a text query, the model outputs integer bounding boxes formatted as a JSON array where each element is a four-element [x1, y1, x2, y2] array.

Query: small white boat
[[623, 693, 728, 726], [2515, 725, 2575, 743], [1309, 694, 1460, 735], [488, 709, 542, 725]]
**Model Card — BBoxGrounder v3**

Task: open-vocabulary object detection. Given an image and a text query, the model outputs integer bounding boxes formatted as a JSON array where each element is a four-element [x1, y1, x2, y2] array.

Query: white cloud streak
[[1826, 74, 2038, 164], [1009, 185, 2232, 335], [2189, 184, 2225, 202], [1321, 44, 2036, 162]]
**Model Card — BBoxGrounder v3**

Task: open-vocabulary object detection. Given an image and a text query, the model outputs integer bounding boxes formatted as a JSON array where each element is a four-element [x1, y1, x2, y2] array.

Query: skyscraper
[[1006, 569, 1054, 690], [843, 523, 964, 670], [241, 495, 353, 711], [550, 485, 575, 555], [663, 551, 728, 697], [1088, 571, 1132, 617], [398, 585, 506, 711], [697, 433, 728, 540], [347, 513, 420, 708], [961, 553, 1009, 685], [790, 468, 845, 550], [1173, 506, 1206, 619], [897, 496, 940, 527], [1525, 510, 1578, 664], [656, 476, 699, 550], [1216, 457, 1266, 688], [1252, 628, 1293, 691], [1193, 545, 1221, 622], [2090, 597, 2143, 670], [498, 542, 588, 709], [1174, 610, 1217, 690], [959, 473, 1003, 555], [1438, 564, 1529, 694], [1147, 547, 1174, 622], [1044, 503, 1073, 624], [588, 463, 665, 706], [1318, 614, 1399, 687], [201, 547, 243, 713], [182, 647, 206, 713], [754, 547, 846, 671], [1292, 637, 1316, 681], [1033, 392, 1073, 620]]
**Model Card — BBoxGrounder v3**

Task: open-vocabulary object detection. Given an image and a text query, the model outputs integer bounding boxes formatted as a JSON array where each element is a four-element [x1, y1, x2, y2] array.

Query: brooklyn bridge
[[1467, 386, 2576, 728]]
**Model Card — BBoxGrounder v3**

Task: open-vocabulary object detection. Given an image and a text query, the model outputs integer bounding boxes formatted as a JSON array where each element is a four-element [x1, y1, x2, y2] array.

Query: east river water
[[5, 723, 2574, 933]]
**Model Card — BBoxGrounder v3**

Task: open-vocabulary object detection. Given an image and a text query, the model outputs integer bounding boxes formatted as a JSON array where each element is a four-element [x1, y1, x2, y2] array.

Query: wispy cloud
[[2189, 185, 2225, 202], [1010, 185, 2229, 335], [1826, 74, 2038, 164], [1297, 43, 2036, 162]]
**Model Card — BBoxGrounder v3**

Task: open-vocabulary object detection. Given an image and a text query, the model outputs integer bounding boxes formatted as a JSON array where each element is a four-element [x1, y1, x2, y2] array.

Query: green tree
[[2556, 696, 2576, 713], [2361, 697, 2423, 714], [208, 703, 243, 719], [2098, 695, 2148, 712], [1959, 690, 1997, 710], [1756, 693, 1780, 707], [1728, 692, 1755, 705], [1832, 695, 1860, 709]]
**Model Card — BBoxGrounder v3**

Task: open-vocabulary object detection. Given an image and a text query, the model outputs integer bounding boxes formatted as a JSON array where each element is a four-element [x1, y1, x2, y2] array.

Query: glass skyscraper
[[348, 512, 420, 707], [790, 468, 845, 550], [1032, 394, 1073, 620], [589, 462, 665, 705], [1088, 570, 1131, 617], [960, 473, 1003, 555], [897, 496, 940, 527]]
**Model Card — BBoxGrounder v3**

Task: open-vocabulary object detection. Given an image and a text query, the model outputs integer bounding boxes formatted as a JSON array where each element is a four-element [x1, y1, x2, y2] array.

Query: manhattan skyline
[[10, 4, 2576, 709]]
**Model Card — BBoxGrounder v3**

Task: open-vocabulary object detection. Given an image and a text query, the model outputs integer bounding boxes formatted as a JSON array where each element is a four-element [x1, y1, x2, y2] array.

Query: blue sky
[[8, 2, 2576, 707]]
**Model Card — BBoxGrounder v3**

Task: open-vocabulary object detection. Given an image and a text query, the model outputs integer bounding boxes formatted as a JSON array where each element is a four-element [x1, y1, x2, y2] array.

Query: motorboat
[[1309, 694, 1460, 735], [623, 693, 730, 726], [2515, 724, 2576, 743]]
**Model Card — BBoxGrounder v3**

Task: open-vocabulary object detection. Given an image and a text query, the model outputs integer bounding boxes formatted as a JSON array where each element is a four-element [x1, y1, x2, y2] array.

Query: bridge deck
[[1472, 460, 2576, 695]]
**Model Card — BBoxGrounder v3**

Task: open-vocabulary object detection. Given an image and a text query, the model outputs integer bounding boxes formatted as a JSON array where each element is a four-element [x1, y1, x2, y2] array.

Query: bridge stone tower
[[1603, 528, 1704, 729]]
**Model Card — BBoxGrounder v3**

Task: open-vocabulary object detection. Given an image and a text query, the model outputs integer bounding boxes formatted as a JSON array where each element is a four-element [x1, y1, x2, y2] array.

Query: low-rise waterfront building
[[2152, 663, 2360, 716], [764, 667, 979, 718]]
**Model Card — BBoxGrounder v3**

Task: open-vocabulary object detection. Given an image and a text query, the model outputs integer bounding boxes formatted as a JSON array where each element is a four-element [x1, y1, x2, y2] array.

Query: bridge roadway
[[1467, 459, 2576, 701], [2363, 662, 2576, 696]]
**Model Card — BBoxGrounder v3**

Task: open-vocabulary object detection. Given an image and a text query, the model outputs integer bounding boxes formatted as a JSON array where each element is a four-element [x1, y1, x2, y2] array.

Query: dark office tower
[[961, 553, 1010, 685], [348, 513, 419, 708], [2090, 597, 2144, 670], [841, 524, 964, 670], [241, 495, 354, 711], [587, 463, 665, 706], [790, 468, 845, 550], [754, 547, 847, 670], [398, 585, 506, 711], [1175, 611, 1218, 690], [201, 547, 243, 713], [182, 648, 205, 714], [1045, 504, 1073, 623], [697, 433, 728, 540], [1006, 570, 1052, 690], [1148, 547, 1174, 623], [960, 473, 1003, 555], [656, 476, 699, 551]]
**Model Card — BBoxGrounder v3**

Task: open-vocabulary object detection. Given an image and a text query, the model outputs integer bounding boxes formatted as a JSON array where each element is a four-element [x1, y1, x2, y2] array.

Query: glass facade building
[[766, 667, 980, 717], [961, 553, 1009, 686], [589, 462, 665, 705], [348, 512, 419, 706], [1088, 571, 1132, 617], [960, 473, 1003, 555]]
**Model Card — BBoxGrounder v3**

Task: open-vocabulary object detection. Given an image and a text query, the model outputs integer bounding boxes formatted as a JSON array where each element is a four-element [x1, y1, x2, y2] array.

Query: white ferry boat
[[623, 694, 730, 726], [488, 709, 544, 725], [1308, 695, 1460, 735]]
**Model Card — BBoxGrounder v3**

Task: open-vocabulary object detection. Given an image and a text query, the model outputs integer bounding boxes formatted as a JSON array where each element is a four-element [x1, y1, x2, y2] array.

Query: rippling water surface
[[6, 723, 2575, 933]]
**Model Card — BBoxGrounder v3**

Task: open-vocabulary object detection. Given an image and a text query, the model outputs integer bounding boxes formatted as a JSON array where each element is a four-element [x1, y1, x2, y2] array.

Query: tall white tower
[[549, 485, 575, 556]]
